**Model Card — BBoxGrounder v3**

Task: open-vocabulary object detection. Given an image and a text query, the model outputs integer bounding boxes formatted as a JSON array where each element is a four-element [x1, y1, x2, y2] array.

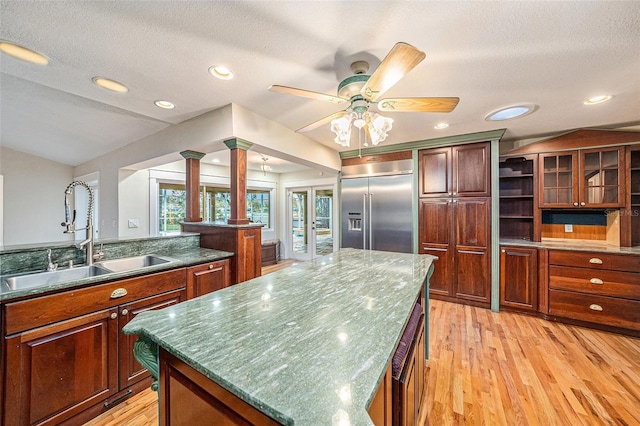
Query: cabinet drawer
[[4, 268, 186, 335], [548, 250, 640, 273], [549, 266, 640, 299], [549, 289, 640, 331]]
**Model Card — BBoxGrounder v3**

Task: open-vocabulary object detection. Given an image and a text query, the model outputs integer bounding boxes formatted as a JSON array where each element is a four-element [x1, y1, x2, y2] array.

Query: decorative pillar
[[223, 138, 253, 225], [180, 150, 205, 223]]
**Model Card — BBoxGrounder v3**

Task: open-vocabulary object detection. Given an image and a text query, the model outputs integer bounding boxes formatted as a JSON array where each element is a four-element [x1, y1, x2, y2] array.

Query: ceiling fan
[[269, 42, 459, 146]]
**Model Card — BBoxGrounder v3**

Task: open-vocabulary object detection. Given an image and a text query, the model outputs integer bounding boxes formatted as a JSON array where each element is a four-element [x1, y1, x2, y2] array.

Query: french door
[[288, 186, 335, 261]]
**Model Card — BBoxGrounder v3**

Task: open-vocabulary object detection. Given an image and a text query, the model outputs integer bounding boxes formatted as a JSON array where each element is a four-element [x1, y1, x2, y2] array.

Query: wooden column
[[180, 150, 205, 223], [224, 138, 253, 225]]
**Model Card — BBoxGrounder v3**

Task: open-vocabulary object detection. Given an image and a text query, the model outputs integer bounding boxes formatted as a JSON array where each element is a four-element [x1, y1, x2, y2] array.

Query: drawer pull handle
[[110, 288, 128, 299], [589, 304, 603, 312], [589, 258, 603, 264], [110, 313, 117, 320], [590, 278, 604, 285], [209, 264, 214, 270]]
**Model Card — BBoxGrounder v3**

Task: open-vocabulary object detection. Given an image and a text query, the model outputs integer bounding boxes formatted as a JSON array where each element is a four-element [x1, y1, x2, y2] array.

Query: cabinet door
[[186, 259, 231, 299], [539, 151, 579, 207], [453, 142, 491, 197], [500, 246, 538, 311], [418, 199, 453, 297], [3, 309, 118, 426], [580, 147, 625, 207], [454, 198, 491, 306], [418, 147, 451, 197], [119, 289, 185, 390]]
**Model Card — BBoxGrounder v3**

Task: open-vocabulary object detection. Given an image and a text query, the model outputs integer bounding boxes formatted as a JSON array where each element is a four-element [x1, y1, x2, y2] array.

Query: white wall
[[119, 169, 151, 237], [0, 147, 75, 245]]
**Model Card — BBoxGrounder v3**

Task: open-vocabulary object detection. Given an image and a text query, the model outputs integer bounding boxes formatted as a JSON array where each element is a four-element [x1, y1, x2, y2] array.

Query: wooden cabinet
[[540, 147, 625, 208], [418, 141, 491, 308], [418, 142, 490, 198], [119, 290, 184, 390], [392, 313, 425, 426], [186, 259, 230, 299], [499, 155, 538, 241], [159, 349, 282, 426], [547, 250, 640, 335], [500, 246, 538, 312], [2, 268, 187, 425], [630, 146, 640, 246], [419, 197, 491, 308]]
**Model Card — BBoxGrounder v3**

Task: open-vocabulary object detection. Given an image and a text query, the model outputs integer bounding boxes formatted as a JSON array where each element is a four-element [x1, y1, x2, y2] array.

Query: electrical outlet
[[564, 224, 573, 233], [128, 219, 139, 228]]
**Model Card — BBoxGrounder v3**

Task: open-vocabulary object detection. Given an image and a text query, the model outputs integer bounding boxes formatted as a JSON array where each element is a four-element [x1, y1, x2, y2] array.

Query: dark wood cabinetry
[[392, 312, 425, 426], [500, 246, 538, 312], [186, 259, 230, 299], [539, 147, 625, 208], [418, 140, 491, 308], [2, 269, 187, 425], [630, 146, 640, 246]]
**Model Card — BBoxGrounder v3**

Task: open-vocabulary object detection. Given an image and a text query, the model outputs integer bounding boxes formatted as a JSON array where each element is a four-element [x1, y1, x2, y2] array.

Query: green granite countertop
[[0, 248, 233, 301], [499, 238, 640, 254], [123, 248, 436, 425]]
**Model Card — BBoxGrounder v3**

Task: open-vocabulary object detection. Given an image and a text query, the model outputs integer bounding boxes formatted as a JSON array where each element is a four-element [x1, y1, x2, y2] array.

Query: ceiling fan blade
[[360, 42, 426, 101], [377, 97, 460, 113], [296, 111, 348, 133], [269, 85, 347, 104]]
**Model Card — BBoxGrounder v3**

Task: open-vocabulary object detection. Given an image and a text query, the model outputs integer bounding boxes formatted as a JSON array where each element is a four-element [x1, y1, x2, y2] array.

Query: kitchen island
[[123, 248, 436, 425]]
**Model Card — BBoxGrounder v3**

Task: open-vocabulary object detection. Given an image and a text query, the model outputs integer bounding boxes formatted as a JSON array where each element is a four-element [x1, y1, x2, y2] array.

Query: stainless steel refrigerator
[[341, 169, 413, 253]]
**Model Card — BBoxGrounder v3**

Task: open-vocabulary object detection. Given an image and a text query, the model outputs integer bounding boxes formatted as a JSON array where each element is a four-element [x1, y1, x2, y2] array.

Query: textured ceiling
[[1, 1, 639, 168]]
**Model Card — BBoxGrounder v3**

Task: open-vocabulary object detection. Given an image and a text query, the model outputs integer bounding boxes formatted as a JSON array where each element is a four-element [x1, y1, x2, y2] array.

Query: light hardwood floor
[[85, 260, 640, 426]]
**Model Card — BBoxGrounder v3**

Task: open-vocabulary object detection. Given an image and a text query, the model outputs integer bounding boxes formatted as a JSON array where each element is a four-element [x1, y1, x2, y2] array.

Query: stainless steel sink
[[96, 254, 178, 273], [3, 265, 113, 290]]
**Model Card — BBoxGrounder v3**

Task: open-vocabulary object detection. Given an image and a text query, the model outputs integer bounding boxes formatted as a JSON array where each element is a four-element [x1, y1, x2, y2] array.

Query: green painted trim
[[340, 129, 506, 159], [490, 138, 501, 312], [133, 337, 159, 392], [424, 263, 434, 360], [223, 138, 253, 151], [179, 150, 205, 160], [412, 149, 419, 254]]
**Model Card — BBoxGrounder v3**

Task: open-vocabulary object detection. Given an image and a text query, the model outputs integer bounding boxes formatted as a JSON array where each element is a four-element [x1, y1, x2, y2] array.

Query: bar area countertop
[[123, 248, 436, 425]]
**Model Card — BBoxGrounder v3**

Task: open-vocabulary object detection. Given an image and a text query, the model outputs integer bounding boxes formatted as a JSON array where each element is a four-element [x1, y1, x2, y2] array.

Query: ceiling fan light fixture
[[0, 41, 49, 65], [331, 116, 353, 147], [368, 113, 393, 146], [584, 95, 612, 105], [485, 104, 536, 121], [209, 65, 234, 80]]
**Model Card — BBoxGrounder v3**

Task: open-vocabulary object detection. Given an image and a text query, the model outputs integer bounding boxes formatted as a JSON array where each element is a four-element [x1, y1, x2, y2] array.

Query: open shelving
[[631, 148, 640, 246], [499, 155, 537, 240]]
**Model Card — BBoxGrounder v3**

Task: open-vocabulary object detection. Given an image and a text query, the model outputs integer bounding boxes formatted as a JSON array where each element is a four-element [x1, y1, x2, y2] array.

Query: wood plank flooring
[[85, 260, 640, 426]]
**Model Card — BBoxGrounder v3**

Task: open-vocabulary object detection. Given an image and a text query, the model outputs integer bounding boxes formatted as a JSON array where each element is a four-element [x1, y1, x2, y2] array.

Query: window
[[158, 183, 270, 234]]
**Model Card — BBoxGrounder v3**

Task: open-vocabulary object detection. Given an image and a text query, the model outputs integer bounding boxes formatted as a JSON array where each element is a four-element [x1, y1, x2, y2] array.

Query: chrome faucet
[[61, 180, 103, 265], [46, 249, 58, 272]]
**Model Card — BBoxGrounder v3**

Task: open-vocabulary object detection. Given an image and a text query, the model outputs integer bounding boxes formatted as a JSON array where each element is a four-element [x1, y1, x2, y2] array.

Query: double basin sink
[[3, 254, 179, 291]]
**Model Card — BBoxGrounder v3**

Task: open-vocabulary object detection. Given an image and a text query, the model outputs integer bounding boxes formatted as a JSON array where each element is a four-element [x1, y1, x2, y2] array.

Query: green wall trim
[[179, 150, 206, 160], [340, 129, 506, 159], [490, 138, 501, 312], [224, 138, 254, 151], [412, 149, 419, 254]]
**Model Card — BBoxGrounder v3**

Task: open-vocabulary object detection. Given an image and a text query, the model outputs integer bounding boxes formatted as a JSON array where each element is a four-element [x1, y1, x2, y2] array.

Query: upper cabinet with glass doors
[[539, 146, 625, 208]]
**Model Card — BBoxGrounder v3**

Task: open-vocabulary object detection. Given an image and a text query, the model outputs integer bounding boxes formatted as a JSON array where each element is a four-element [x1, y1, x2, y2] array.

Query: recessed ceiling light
[[485, 104, 536, 121], [0, 41, 48, 65], [92, 77, 129, 93], [211, 158, 221, 163], [584, 95, 612, 105], [434, 123, 449, 130], [209, 65, 234, 80], [154, 100, 175, 109]]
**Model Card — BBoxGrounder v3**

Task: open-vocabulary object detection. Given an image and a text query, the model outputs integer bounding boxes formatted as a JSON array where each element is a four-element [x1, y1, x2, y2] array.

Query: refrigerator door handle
[[363, 193, 367, 249], [369, 192, 373, 250]]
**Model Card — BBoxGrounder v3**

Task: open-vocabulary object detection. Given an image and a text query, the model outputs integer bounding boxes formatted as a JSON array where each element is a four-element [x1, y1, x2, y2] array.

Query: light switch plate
[[564, 224, 573, 233], [128, 219, 139, 228]]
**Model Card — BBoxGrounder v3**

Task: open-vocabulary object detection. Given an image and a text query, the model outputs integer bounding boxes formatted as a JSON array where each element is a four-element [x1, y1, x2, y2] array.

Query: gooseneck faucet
[[61, 180, 102, 265]]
